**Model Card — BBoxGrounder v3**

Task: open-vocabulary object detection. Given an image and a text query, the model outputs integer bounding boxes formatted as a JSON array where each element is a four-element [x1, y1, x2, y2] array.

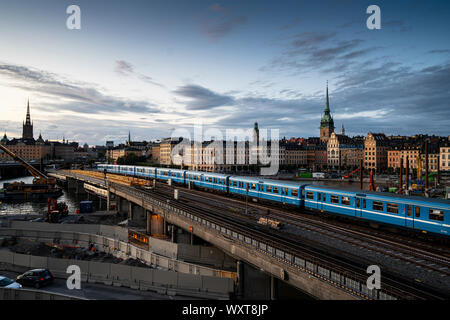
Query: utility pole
[[405, 156, 409, 194], [425, 140, 429, 194], [245, 184, 249, 215], [360, 159, 363, 190], [399, 158, 403, 194]]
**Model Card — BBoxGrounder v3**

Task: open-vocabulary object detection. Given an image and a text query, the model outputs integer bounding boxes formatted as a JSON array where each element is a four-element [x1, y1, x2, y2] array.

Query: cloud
[[199, 4, 247, 39], [172, 84, 235, 110], [0, 62, 160, 115], [115, 60, 134, 76], [261, 32, 378, 76], [114, 60, 164, 87], [428, 49, 450, 54]]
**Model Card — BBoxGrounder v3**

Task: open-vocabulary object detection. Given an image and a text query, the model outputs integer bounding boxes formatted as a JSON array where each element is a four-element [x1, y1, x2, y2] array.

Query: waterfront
[[0, 176, 86, 216]]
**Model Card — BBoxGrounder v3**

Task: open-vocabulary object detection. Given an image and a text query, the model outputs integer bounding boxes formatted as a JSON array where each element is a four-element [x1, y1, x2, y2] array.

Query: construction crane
[[0, 144, 56, 186], [342, 167, 360, 179]]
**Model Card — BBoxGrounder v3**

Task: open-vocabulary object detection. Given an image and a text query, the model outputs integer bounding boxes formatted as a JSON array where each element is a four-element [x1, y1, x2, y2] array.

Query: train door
[[318, 192, 325, 211], [355, 197, 364, 217], [405, 204, 414, 228]]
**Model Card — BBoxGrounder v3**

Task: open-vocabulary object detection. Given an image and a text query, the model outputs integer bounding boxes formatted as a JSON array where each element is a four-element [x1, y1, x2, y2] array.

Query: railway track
[[129, 183, 448, 300], [59, 171, 450, 299], [149, 181, 450, 283]]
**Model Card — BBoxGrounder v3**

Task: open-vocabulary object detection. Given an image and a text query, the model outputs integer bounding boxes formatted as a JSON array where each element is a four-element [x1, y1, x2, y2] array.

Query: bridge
[[48, 170, 446, 300]]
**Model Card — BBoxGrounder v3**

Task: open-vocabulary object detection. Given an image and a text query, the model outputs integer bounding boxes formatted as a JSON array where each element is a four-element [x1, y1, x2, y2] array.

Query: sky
[[0, 0, 449, 146]]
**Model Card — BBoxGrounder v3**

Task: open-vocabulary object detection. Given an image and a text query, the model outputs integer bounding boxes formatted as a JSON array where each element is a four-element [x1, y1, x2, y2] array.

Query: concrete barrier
[[149, 236, 178, 259], [30, 255, 48, 269], [0, 288, 84, 300], [87, 261, 111, 285], [13, 253, 31, 268], [0, 226, 236, 286], [0, 250, 233, 299], [110, 263, 132, 287]]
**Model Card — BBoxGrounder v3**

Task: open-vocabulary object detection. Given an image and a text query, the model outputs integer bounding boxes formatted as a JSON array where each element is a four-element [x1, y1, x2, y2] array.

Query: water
[[0, 176, 84, 216]]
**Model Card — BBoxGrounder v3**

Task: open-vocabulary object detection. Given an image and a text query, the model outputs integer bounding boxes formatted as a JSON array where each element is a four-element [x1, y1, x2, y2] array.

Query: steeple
[[22, 99, 34, 139], [341, 124, 345, 135], [320, 82, 335, 143], [128, 131, 131, 145], [325, 81, 330, 113], [1, 131, 8, 145]]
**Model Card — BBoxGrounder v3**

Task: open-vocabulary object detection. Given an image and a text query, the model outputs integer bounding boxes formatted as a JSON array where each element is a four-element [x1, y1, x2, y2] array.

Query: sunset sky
[[0, 0, 449, 146]]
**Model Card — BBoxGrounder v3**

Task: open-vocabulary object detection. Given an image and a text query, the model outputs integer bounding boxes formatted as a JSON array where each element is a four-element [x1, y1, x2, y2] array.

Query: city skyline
[[0, 0, 449, 145]]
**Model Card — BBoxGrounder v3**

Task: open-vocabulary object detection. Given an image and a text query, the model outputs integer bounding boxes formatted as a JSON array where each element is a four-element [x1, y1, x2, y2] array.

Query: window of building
[[387, 203, 399, 214], [330, 195, 339, 203], [429, 209, 444, 222], [306, 192, 314, 199], [373, 201, 384, 211]]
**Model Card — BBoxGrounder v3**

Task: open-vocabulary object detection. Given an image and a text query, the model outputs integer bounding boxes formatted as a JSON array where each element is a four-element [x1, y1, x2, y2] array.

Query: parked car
[[15, 269, 54, 289], [0, 275, 22, 289]]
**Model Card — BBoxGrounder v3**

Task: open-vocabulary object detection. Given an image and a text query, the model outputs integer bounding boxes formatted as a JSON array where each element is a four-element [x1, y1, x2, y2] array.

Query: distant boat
[[0, 181, 63, 201]]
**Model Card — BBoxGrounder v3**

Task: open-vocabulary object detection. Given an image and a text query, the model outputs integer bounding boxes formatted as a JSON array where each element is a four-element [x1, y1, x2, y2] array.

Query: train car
[[186, 171, 229, 192], [228, 177, 305, 206], [156, 167, 172, 181], [119, 165, 136, 176], [168, 169, 186, 184], [304, 185, 450, 236], [135, 166, 157, 179]]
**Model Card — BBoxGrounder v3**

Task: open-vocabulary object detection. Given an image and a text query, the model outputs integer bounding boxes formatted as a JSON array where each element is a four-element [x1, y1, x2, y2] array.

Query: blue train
[[97, 164, 450, 237]]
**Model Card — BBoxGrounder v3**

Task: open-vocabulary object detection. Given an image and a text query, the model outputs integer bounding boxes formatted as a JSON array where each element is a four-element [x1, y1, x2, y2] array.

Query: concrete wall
[[178, 244, 236, 269], [0, 288, 84, 300], [0, 227, 236, 284], [9, 221, 128, 242], [0, 250, 233, 299]]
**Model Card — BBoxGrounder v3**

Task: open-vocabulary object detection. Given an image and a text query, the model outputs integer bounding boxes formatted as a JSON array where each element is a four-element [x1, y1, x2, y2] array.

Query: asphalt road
[[0, 271, 196, 300]]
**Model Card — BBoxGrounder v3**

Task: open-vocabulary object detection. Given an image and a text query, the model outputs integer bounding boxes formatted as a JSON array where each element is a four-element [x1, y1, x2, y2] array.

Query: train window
[[373, 201, 384, 211], [330, 195, 339, 203], [363, 199, 366, 208], [406, 206, 411, 216], [356, 198, 360, 207], [292, 189, 298, 197], [429, 209, 444, 221], [306, 192, 314, 199], [267, 185, 272, 192], [342, 196, 350, 205], [415, 207, 420, 217], [251, 184, 256, 190], [273, 186, 279, 193], [317, 193, 321, 201], [387, 203, 398, 214]]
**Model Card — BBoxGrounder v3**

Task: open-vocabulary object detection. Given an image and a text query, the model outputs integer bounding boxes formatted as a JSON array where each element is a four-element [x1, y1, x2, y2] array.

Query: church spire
[[341, 123, 345, 135], [22, 99, 34, 139], [320, 81, 335, 143], [325, 81, 330, 113]]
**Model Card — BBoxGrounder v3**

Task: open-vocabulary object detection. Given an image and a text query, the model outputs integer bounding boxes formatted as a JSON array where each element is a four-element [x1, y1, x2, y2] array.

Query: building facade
[[364, 133, 388, 171]]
